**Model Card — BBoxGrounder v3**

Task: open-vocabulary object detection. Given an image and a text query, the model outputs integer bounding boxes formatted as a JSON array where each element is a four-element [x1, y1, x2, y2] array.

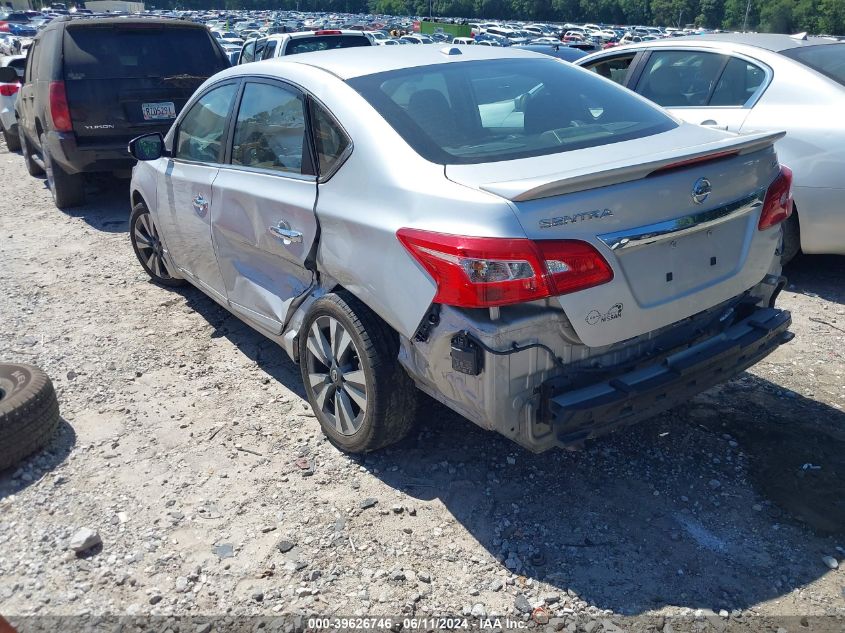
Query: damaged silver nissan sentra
[[127, 46, 794, 453]]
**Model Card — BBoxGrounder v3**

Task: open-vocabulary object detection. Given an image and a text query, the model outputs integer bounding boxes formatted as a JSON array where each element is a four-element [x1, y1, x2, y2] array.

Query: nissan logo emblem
[[692, 177, 712, 205]]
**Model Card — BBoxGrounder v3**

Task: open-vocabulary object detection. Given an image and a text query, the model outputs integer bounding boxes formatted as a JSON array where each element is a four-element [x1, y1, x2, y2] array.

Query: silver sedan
[[128, 46, 793, 453], [577, 34, 845, 261]]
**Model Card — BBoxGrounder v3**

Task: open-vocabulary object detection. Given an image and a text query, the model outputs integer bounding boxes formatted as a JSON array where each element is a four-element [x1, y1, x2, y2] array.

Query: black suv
[[13, 17, 229, 208]]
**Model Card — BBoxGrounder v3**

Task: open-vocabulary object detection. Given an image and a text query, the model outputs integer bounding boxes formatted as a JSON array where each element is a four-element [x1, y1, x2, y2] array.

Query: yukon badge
[[539, 208, 613, 229], [692, 177, 712, 205]]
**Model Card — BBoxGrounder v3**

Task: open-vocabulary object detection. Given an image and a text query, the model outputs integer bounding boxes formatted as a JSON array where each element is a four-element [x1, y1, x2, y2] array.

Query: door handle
[[269, 221, 303, 245], [700, 120, 728, 130], [192, 194, 209, 217]]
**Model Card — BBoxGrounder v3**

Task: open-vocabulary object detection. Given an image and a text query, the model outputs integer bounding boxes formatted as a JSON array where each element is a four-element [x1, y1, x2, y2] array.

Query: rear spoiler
[[480, 130, 786, 202]]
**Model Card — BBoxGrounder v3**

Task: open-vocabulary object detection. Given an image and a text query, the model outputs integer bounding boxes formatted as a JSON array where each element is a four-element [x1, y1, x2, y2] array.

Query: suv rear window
[[285, 35, 369, 56], [63, 26, 226, 80], [349, 58, 676, 165], [781, 44, 845, 87]]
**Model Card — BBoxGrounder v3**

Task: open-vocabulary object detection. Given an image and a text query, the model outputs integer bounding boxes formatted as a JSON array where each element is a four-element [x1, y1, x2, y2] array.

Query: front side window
[[231, 82, 307, 175], [635, 50, 728, 107], [240, 40, 255, 63], [175, 83, 238, 163], [349, 58, 676, 165], [310, 100, 350, 177], [263, 39, 278, 59], [584, 54, 636, 85]]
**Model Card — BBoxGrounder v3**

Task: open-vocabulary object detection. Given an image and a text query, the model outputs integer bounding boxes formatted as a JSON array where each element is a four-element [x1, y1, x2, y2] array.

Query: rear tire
[[19, 127, 43, 176], [0, 363, 61, 472], [43, 135, 85, 209], [781, 210, 800, 265], [3, 124, 20, 152], [299, 292, 418, 453]]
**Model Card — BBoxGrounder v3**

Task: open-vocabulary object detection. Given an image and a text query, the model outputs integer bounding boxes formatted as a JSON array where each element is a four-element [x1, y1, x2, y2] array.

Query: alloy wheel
[[304, 315, 367, 435], [133, 212, 174, 280]]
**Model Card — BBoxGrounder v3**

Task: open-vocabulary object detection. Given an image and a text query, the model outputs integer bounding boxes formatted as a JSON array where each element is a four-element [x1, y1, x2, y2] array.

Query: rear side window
[[709, 57, 766, 106], [175, 83, 238, 163], [635, 50, 728, 107], [240, 40, 255, 63], [284, 35, 369, 56], [349, 58, 676, 165], [263, 40, 278, 59], [781, 44, 845, 87], [231, 82, 306, 175], [63, 27, 226, 80], [310, 100, 350, 177]]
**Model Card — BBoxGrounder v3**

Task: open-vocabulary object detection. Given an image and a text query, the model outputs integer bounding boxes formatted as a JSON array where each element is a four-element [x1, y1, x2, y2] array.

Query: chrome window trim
[[597, 190, 764, 252], [218, 162, 317, 182]]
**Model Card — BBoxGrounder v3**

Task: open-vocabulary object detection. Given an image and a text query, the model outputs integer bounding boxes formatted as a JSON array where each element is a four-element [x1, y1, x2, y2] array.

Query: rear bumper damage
[[543, 306, 792, 446], [401, 276, 792, 453]]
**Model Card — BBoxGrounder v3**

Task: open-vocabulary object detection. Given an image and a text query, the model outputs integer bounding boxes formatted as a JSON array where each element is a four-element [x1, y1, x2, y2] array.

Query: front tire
[[299, 292, 417, 453], [129, 202, 185, 287], [43, 137, 85, 209]]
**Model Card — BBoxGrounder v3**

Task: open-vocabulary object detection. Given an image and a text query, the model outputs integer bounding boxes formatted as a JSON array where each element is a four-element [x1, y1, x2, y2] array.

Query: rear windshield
[[781, 44, 845, 87], [285, 35, 369, 56], [63, 26, 227, 80], [349, 58, 676, 165]]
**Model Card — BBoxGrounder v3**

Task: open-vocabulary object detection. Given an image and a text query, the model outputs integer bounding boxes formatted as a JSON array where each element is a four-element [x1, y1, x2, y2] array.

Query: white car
[[578, 33, 845, 259], [0, 55, 24, 150], [452, 37, 476, 45], [239, 30, 371, 63]]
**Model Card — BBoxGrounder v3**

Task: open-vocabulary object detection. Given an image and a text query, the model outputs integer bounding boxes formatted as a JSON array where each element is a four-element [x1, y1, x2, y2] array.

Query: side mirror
[[0, 66, 19, 84], [128, 133, 165, 161]]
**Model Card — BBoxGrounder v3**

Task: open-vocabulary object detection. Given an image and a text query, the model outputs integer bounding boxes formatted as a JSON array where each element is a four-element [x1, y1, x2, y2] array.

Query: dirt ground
[[1, 138, 844, 631]]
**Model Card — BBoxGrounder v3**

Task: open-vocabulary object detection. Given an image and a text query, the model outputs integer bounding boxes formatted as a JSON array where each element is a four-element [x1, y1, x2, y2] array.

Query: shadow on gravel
[[354, 376, 844, 615], [0, 418, 76, 501], [783, 254, 845, 304], [44, 175, 131, 233], [172, 285, 307, 399]]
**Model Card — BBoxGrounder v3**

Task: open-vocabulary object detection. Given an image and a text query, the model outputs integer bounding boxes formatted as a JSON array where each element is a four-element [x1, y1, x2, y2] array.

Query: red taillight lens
[[48, 81, 73, 133], [314, 30, 343, 35], [396, 228, 613, 308], [0, 83, 18, 96], [758, 165, 793, 230]]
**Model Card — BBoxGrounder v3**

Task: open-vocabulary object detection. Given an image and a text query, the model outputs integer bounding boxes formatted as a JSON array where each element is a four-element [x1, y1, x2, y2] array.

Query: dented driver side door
[[210, 79, 318, 335]]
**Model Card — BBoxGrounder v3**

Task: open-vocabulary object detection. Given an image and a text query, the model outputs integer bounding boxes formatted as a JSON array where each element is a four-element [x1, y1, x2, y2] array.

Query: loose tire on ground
[[43, 135, 85, 209], [299, 291, 418, 453], [19, 127, 43, 176], [129, 202, 186, 287], [0, 363, 61, 472]]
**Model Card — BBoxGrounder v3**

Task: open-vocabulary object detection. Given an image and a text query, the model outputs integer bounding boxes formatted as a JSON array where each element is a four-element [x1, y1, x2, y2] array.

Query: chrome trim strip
[[597, 190, 764, 252]]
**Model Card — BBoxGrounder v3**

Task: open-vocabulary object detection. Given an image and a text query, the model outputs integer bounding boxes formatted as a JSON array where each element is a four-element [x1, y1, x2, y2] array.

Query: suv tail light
[[314, 30, 343, 35], [397, 228, 613, 308], [758, 165, 793, 230], [48, 81, 73, 133], [0, 83, 18, 97]]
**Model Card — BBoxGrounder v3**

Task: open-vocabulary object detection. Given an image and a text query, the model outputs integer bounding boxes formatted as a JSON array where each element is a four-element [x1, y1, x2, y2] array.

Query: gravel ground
[[1, 139, 844, 630]]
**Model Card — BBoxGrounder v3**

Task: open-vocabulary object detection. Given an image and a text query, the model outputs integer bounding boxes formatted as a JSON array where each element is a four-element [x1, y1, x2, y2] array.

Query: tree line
[[155, 0, 845, 35]]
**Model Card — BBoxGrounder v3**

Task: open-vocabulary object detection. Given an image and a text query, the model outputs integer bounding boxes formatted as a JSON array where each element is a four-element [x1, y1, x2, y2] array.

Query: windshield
[[349, 58, 676, 165], [63, 26, 227, 80], [781, 44, 845, 87]]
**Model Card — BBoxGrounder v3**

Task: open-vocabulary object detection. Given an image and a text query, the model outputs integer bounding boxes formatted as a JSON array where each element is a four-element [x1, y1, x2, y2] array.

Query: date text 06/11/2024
[[306, 617, 529, 630]]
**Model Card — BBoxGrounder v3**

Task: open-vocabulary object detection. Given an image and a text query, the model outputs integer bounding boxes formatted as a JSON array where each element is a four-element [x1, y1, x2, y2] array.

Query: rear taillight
[[397, 228, 613, 308], [758, 165, 793, 230], [314, 30, 343, 35], [48, 81, 72, 133], [0, 83, 18, 97]]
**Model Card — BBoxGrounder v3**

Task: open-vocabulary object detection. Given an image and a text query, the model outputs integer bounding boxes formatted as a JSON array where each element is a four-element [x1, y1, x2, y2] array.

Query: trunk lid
[[62, 24, 228, 143], [446, 125, 785, 348]]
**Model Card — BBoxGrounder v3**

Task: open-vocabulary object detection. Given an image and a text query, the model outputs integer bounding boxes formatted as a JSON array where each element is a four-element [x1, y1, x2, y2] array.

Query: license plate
[[141, 102, 176, 121]]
